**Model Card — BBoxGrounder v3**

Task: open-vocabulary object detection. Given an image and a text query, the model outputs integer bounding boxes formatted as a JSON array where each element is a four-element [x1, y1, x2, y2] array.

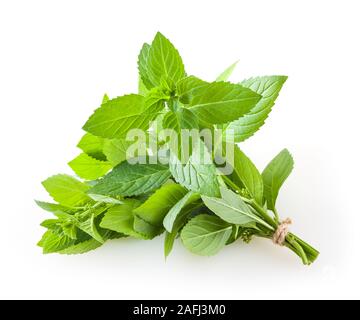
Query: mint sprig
[[36, 32, 319, 265]]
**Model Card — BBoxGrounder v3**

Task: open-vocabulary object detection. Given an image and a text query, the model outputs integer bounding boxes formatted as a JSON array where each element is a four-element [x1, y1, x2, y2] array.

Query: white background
[[0, 0, 359, 300]]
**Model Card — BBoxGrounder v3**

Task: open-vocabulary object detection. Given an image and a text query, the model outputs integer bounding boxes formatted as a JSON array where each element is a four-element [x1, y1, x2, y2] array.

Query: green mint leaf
[[215, 60, 239, 82], [102, 93, 110, 104], [38, 225, 121, 255], [163, 191, 200, 232], [224, 76, 288, 142], [146, 32, 185, 89], [40, 219, 63, 236], [83, 94, 165, 139], [38, 230, 76, 254], [87, 194, 123, 204], [35, 200, 75, 213], [42, 174, 90, 207], [176, 76, 209, 104], [169, 140, 220, 197], [76, 212, 104, 243], [54, 211, 74, 220], [164, 201, 201, 258], [77, 133, 106, 161], [68, 153, 112, 180], [202, 187, 269, 227], [187, 82, 261, 124], [164, 221, 183, 258], [163, 108, 199, 131], [138, 77, 149, 96], [146, 86, 171, 106], [103, 138, 139, 167], [138, 43, 153, 90], [164, 231, 177, 258], [227, 145, 263, 204], [57, 228, 126, 255], [76, 93, 109, 159], [133, 183, 187, 226], [57, 238, 103, 255], [40, 219, 61, 229], [104, 136, 149, 166], [133, 215, 163, 239], [42, 212, 79, 240], [46, 207, 107, 244], [162, 108, 199, 157], [262, 148, 294, 210], [89, 161, 171, 197], [62, 224, 78, 240], [181, 214, 232, 256], [100, 199, 149, 239]]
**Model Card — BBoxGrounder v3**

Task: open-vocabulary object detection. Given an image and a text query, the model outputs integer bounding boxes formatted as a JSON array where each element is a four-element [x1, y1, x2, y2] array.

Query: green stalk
[[248, 199, 277, 230], [222, 175, 243, 194], [285, 234, 309, 265], [222, 174, 319, 265], [273, 208, 280, 223], [289, 233, 319, 263], [250, 201, 319, 265], [222, 175, 275, 230]]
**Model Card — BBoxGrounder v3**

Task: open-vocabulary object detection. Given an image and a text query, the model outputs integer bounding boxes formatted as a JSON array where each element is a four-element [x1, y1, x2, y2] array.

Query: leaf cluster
[[36, 33, 318, 264]]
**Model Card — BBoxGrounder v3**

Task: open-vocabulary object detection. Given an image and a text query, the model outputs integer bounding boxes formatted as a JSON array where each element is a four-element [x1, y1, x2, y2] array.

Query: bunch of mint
[[36, 32, 319, 265]]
